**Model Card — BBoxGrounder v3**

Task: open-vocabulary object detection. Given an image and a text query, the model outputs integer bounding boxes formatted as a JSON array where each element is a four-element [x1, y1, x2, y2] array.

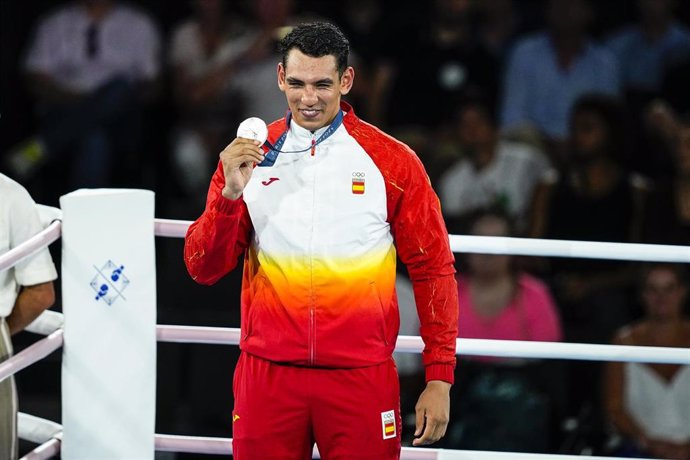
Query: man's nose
[[301, 87, 318, 105]]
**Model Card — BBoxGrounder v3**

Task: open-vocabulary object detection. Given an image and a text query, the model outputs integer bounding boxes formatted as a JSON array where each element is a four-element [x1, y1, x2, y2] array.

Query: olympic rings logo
[[352, 172, 366, 178]]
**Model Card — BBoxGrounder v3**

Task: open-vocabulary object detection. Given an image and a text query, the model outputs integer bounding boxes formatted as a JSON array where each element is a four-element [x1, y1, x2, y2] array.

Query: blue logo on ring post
[[90, 260, 129, 305]]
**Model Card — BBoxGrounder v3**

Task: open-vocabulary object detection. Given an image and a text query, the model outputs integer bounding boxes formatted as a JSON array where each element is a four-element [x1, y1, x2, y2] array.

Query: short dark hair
[[278, 22, 349, 74], [570, 93, 627, 164]]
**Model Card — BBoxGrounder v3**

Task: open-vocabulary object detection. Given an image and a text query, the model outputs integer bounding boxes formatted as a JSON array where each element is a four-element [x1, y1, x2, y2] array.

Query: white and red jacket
[[185, 102, 458, 383]]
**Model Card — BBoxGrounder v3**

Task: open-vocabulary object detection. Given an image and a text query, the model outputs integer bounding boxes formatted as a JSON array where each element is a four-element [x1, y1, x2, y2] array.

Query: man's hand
[[413, 380, 451, 446], [220, 138, 265, 200]]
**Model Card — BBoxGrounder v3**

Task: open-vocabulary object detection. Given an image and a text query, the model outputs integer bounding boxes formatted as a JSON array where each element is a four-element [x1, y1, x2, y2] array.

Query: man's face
[[278, 49, 354, 131]]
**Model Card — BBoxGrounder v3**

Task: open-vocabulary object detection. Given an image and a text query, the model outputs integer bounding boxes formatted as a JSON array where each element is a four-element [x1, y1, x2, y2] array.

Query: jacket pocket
[[245, 274, 267, 339], [370, 281, 388, 346]]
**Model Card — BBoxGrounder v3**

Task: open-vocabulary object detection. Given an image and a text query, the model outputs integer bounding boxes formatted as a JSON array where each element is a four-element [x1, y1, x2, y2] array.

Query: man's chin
[[294, 115, 326, 131]]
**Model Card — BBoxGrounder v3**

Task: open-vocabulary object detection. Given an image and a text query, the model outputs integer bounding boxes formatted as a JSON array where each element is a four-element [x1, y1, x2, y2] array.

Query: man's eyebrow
[[285, 77, 334, 85]]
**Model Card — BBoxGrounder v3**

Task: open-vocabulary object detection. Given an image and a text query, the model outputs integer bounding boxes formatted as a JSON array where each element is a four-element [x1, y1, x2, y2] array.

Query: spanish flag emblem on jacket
[[352, 177, 365, 194]]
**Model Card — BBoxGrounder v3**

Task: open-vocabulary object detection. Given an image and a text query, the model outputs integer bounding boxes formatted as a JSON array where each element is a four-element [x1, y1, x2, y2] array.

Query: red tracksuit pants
[[232, 352, 402, 459]]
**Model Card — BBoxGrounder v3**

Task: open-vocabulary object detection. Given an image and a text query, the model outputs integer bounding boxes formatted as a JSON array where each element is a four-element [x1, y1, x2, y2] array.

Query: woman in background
[[445, 209, 564, 452], [604, 264, 690, 460]]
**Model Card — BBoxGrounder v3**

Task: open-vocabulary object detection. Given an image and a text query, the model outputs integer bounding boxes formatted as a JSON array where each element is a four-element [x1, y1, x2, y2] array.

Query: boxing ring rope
[[3, 319, 688, 390], [17, 414, 655, 460], [155, 218, 690, 262], [156, 324, 690, 365], [2, 211, 686, 460], [0, 329, 63, 384], [0, 220, 61, 273]]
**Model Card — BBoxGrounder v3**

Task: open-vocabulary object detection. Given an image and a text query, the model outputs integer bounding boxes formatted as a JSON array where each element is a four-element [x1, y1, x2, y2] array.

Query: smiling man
[[184, 22, 458, 460]]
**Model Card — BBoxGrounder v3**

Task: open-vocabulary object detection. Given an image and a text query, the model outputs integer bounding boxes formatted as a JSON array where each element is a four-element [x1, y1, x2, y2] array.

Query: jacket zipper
[[308, 132, 317, 365]]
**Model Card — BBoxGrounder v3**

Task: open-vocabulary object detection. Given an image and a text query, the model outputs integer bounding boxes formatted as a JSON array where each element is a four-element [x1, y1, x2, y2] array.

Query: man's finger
[[414, 407, 425, 437], [225, 152, 265, 166], [412, 417, 435, 446], [413, 413, 449, 446], [230, 137, 262, 147]]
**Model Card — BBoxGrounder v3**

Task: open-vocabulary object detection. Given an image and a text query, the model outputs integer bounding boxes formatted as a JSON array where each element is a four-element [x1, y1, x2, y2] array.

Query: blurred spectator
[[228, 0, 305, 123], [500, 0, 619, 156], [370, 0, 498, 129], [4, 0, 161, 189], [445, 209, 563, 452], [475, 0, 524, 65], [530, 94, 648, 344], [604, 264, 690, 459], [169, 0, 254, 203], [642, 115, 690, 245], [605, 0, 690, 96], [1, 173, 58, 460], [334, 0, 385, 119], [439, 96, 550, 234], [457, 209, 563, 345]]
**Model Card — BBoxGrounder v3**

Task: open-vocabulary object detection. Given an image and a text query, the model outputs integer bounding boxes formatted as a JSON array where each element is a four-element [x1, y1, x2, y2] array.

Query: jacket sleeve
[[184, 161, 253, 285], [390, 152, 458, 384]]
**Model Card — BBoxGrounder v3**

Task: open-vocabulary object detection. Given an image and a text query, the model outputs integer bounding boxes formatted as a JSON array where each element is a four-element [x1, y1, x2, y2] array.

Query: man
[[0, 173, 58, 460], [439, 96, 550, 234], [606, 0, 690, 95], [184, 22, 458, 459], [500, 0, 619, 146]]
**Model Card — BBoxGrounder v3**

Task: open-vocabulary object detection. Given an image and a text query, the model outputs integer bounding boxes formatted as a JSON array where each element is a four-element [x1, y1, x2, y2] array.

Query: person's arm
[[184, 138, 264, 284], [527, 175, 556, 239], [500, 40, 534, 133], [7, 181, 58, 334], [6, 282, 55, 335], [603, 332, 651, 450], [388, 150, 458, 446]]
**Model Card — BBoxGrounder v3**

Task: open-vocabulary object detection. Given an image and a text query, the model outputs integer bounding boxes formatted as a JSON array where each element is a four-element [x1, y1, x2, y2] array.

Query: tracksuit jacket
[[184, 102, 458, 383]]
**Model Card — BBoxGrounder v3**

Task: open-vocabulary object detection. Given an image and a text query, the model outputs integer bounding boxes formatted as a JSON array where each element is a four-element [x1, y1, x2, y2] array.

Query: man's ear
[[277, 62, 286, 92], [339, 66, 355, 96]]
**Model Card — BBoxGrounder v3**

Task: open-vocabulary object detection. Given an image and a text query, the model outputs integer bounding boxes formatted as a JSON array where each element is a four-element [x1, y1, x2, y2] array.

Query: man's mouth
[[300, 109, 321, 119]]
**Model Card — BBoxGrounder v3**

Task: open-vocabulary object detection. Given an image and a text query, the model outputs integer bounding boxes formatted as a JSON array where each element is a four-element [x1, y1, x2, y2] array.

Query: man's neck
[[83, 1, 113, 22], [550, 33, 586, 70], [469, 140, 497, 170]]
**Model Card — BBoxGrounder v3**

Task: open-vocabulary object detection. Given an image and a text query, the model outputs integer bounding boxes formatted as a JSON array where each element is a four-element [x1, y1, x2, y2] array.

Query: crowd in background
[[1, 0, 689, 458]]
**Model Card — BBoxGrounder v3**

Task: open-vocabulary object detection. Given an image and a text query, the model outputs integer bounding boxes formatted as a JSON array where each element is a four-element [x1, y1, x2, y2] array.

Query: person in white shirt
[[6, 0, 161, 188], [439, 96, 550, 234], [0, 173, 58, 460]]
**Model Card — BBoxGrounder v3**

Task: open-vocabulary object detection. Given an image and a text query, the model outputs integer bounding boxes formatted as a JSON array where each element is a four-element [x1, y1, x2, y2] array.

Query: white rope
[[18, 413, 62, 444], [435, 450, 654, 460], [156, 325, 690, 365], [17, 416, 653, 460], [0, 329, 63, 384], [153, 217, 690, 262], [0, 220, 61, 273], [156, 434, 231, 454], [154, 433, 657, 460], [157, 324, 240, 344], [450, 234, 690, 262], [154, 218, 192, 238], [19, 438, 61, 460]]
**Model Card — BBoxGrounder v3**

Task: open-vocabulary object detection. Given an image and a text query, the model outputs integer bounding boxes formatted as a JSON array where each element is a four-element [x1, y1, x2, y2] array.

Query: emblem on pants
[[381, 410, 396, 439]]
